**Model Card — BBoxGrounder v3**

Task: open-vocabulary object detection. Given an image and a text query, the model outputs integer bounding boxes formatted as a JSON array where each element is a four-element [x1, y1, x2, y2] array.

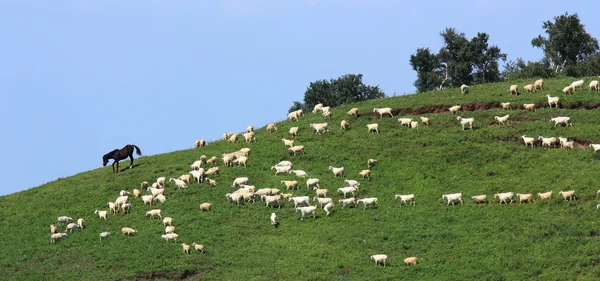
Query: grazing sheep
[[442, 193, 463, 205], [290, 169, 308, 178], [179, 174, 191, 184], [163, 217, 173, 227], [517, 193, 534, 203], [534, 79, 544, 89], [156, 177, 166, 188], [538, 136, 557, 148], [344, 179, 360, 188], [289, 127, 299, 137], [204, 167, 220, 177], [227, 134, 238, 143], [282, 138, 295, 148], [370, 254, 387, 266], [321, 106, 331, 113], [200, 202, 212, 211], [266, 123, 278, 133], [323, 202, 334, 216], [398, 117, 412, 127], [133, 189, 141, 198], [559, 190, 576, 201], [169, 178, 188, 189], [154, 194, 166, 204], [207, 156, 218, 165], [57, 216, 74, 224], [538, 191, 552, 199], [145, 209, 162, 219], [141, 195, 154, 205], [571, 79, 584, 91], [288, 145, 305, 156], [550, 117, 572, 127], [121, 203, 131, 214], [313, 197, 333, 208], [165, 226, 176, 234], [404, 257, 418, 266], [409, 121, 419, 129], [590, 144, 600, 152], [233, 156, 249, 168], [329, 166, 345, 177], [50, 233, 68, 244], [524, 84, 535, 93], [523, 103, 536, 112], [232, 177, 249, 187], [190, 160, 203, 170], [322, 110, 332, 120], [140, 181, 149, 190], [338, 197, 356, 209], [589, 80, 599, 92], [448, 105, 461, 114], [107, 202, 118, 214], [65, 223, 79, 233], [471, 195, 487, 204], [420, 116, 430, 126], [272, 165, 292, 175], [99, 232, 110, 241], [281, 180, 299, 190], [460, 84, 470, 95], [206, 178, 217, 186], [494, 192, 514, 204], [521, 135, 535, 148], [242, 131, 255, 143], [509, 85, 519, 95], [161, 233, 179, 242], [313, 187, 328, 197], [287, 111, 300, 121], [367, 159, 377, 169], [289, 196, 310, 208], [119, 190, 130, 197], [306, 178, 320, 189], [50, 224, 57, 234], [312, 103, 323, 113], [347, 107, 359, 117], [341, 120, 349, 130], [191, 243, 204, 253], [494, 115, 510, 125], [264, 195, 282, 208], [546, 95, 559, 108], [456, 116, 474, 130], [359, 169, 371, 180], [558, 137, 574, 149], [500, 102, 511, 110], [295, 206, 317, 220], [337, 186, 357, 198], [281, 193, 294, 200], [356, 197, 378, 209], [366, 123, 379, 134], [373, 107, 393, 118], [94, 210, 107, 220], [182, 243, 191, 254], [270, 213, 278, 227], [562, 85, 574, 95], [246, 125, 254, 132], [309, 123, 329, 135], [121, 227, 137, 236], [395, 194, 415, 206]]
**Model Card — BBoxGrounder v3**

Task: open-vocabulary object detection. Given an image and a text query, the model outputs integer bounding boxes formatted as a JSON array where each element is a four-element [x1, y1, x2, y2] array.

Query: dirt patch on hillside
[[128, 270, 200, 280]]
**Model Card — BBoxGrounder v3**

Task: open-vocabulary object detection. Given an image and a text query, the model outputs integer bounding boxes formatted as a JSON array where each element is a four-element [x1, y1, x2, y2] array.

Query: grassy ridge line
[[1, 77, 600, 280]]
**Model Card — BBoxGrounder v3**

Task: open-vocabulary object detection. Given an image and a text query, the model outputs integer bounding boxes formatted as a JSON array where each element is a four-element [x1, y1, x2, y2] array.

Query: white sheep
[[289, 196, 310, 207], [295, 206, 317, 220], [367, 159, 377, 169], [165, 225, 176, 234], [154, 194, 166, 203], [309, 123, 329, 135], [57, 216, 73, 224], [409, 121, 419, 129], [359, 169, 371, 180], [163, 217, 173, 227], [121, 227, 137, 236], [460, 84, 470, 95], [140, 181, 149, 190], [288, 145, 305, 156], [290, 169, 308, 178], [313, 187, 328, 197], [50, 224, 56, 234], [500, 102, 511, 110], [141, 195, 154, 205], [206, 178, 217, 186], [395, 194, 415, 206], [522, 135, 535, 148], [194, 138, 206, 148], [272, 165, 292, 175], [571, 79, 584, 91], [99, 232, 110, 242], [329, 166, 345, 177], [494, 115, 510, 125], [182, 243, 191, 254], [156, 177, 166, 188], [494, 192, 514, 204], [550, 117, 572, 127], [370, 254, 387, 266], [343, 179, 360, 188], [190, 160, 203, 170], [559, 190, 576, 201], [306, 178, 320, 189], [270, 213, 278, 227], [289, 127, 299, 137], [589, 80, 599, 92], [200, 202, 212, 211], [192, 243, 205, 253], [189, 169, 205, 183], [347, 108, 359, 117], [471, 195, 487, 204], [313, 197, 333, 208], [456, 116, 474, 130], [148, 187, 164, 198], [161, 233, 179, 242], [538, 136, 557, 148], [357, 198, 378, 209], [523, 103, 536, 112], [242, 131, 256, 143], [420, 116, 430, 126], [448, 105, 461, 114], [227, 134, 238, 143], [246, 125, 254, 132], [146, 209, 162, 219], [404, 257, 418, 266], [524, 84, 535, 93], [534, 79, 544, 89], [509, 84, 519, 95], [275, 160, 292, 167], [366, 123, 379, 134], [281, 180, 299, 190], [121, 203, 131, 214], [233, 156, 249, 168], [169, 178, 188, 189], [337, 186, 357, 198], [264, 195, 282, 208], [590, 144, 600, 152], [340, 120, 349, 130], [119, 190, 130, 196], [207, 156, 218, 165], [51, 233, 68, 244], [442, 193, 463, 205], [312, 103, 323, 113], [398, 118, 412, 127], [94, 210, 107, 220], [107, 202, 118, 214], [322, 110, 332, 120], [562, 85, 574, 95], [516, 193, 534, 203], [323, 202, 334, 216], [205, 167, 220, 176], [338, 197, 356, 209], [266, 123, 278, 133], [287, 111, 300, 121], [282, 138, 295, 148], [538, 191, 552, 199], [373, 107, 393, 118], [133, 189, 141, 198], [65, 223, 79, 233], [546, 95, 559, 108], [232, 177, 249, 187]]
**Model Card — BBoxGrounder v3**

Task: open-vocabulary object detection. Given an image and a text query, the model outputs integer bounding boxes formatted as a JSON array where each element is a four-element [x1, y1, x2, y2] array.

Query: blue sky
[[1, 0, 598, 196]]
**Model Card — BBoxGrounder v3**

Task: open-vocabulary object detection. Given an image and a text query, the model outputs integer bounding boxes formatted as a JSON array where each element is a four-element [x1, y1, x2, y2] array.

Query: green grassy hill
[[3, 77, 600, 280]]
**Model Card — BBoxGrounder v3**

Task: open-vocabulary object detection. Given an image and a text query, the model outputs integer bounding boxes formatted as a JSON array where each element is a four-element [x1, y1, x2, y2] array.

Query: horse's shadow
[[120, 163, 142, 172]]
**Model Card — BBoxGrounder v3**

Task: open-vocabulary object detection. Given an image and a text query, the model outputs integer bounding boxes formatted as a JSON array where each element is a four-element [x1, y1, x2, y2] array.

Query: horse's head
[[102, 158, 108, 166]]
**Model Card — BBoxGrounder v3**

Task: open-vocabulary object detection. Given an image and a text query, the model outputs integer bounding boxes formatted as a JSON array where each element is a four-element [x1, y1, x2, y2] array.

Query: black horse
[[102, 144, 142, 173]]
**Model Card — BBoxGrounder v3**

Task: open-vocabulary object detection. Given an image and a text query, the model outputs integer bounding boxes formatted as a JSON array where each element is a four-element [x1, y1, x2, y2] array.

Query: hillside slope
[[2, 77, 600, 280]]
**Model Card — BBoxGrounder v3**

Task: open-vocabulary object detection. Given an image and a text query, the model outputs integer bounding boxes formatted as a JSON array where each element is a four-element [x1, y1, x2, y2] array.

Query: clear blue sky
[[1, 1, 598, 196]]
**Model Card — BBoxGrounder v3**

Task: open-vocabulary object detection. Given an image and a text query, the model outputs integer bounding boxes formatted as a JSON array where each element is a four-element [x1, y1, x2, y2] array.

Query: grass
[[2, 77, 600, 280]]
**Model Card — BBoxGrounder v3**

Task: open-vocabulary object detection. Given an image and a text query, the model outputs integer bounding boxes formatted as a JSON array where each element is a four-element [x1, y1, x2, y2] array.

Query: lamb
[[119, 190, 130, 196], [140, 181, 149, 190], [290, 169, 308, 178], [398, 118, 412, 127], [182, 243, 191, 254], [456, 116, 474, 130], [163, 217, 173, 227], [94, 210, 107, 220], [206, 178, 217, 186], [500, 102, 512, 110], [337, 186, 357, 198], [367, 159, 377, 169], [242, 131, 255, 143], [344, 179, 360, 188], [50, 224, 57, 234], [289, 196, 310, 207], [266, 123, 278, 133], [460, 84, 470, 95], [288, 145, 305, 156], [189, 169, 204, 183], [357, 198, 378, 209], [524, 84, 535, 93], [191, 160, 203, 170], [559, 190, 576, 201], [359, 169, 371, 180], [195, 138, 206, 148], [313, 197, 333, 208], [448, 105, 461, 114], [537, 191, 552, 199], [571, 79, 584, 91], [233, 156, 249, 168], [538, 136, 557, 148], [562, 85, 574, 95], [154, 194, 167, 203], [310, 123, 329, 135], [232, 177, 249, 187], [329, 166, 345, 177], [340, 120, 349, 130], [107, 202, 118, 214], [145, 209, 162, 219], [373, 107, 393, 118], [409, 121, 419, 129], [165, 226, 176, 234], [282, 138, 295, 148], [121, 227, 137, 236], [306, 178, 320, 189], [546, 95, 559, 108], [65, 223, 79, 233], [395, 194, 415, 206], [270, 213, 278, 227], [169, 178, 188, 189], [550, 117, 572, 127], [322, 110, 332, 120], [420, 116, 430, 126], [338, 197, 356, 209], [156, 177, 166, 188], [590, 144, 600, 152], [133, 189, 141, 198], [523, 103, 536, 112], [192, 243, 205, 253], [161, 233, 179, 242], [295, 206, 317, 220], [57, 216, 74, 224], [289, 127, 299, 137], [347, 107, 359, 117], [121, 203, 131, 214], [287, 111, 300, 121], [281, 180, 299, 190], [141, 195, 154, 205], [590, 80, 599, 92], [99, 232, 111, 241], [272, 165, 292, 175], [227, 134, 238, 143], [404, 257, 418, 266], [313, 187, 328, 197], [522, 135, 535, 148], [51, 233, 68, 244], [323, 202, 334, 216], [199, 202, 212, 211], [517, 193, 534, 203], [207, 156, 218, 165], [534, 79, 544, 89], [471, 195, 487, 204], [366, 123, 379, 134], [442, 193, 463, 205], [509, 85, 519, 95], [494, 115, 510, 125], [494, 192, 514, 204], [370, 254, 387, 266]]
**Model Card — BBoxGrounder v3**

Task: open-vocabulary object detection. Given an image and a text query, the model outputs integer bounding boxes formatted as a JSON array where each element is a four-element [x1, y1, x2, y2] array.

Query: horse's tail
[[132, 145, 142, 156]]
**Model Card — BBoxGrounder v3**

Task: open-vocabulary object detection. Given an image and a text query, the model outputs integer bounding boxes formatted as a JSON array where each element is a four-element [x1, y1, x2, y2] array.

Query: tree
[[290, 74, 385, 113], [531, 12, 599, 73], [409, 48, 443, 93]]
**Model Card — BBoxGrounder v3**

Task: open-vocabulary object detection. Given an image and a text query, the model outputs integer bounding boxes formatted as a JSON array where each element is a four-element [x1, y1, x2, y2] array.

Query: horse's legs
[[113, 160, 118, 173], [129, 154, 134, 169]]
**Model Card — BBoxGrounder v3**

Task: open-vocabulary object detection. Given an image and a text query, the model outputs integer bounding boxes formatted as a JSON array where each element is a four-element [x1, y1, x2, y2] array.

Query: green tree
[[409, 47, 443, 93], [531, 12, 599, 73], [290, 74, 385, 113]]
